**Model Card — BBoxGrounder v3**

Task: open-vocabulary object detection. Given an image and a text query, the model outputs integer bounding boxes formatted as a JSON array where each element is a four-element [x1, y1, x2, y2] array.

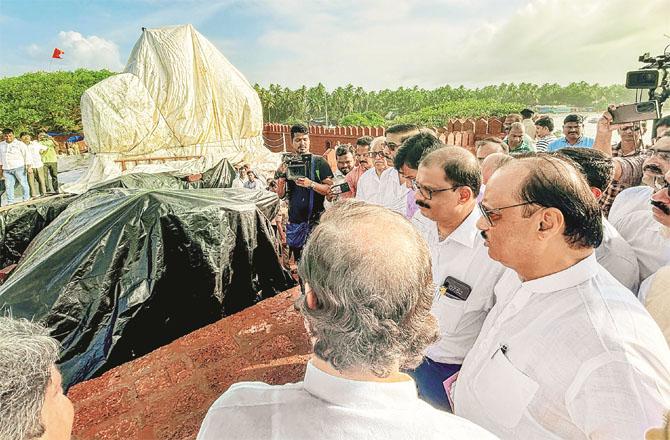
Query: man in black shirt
[[276, 124, 334, 263]]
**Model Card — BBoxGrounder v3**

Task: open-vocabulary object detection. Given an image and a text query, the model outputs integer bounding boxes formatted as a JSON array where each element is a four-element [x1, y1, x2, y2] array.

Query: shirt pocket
[[472, 349, 539, 430], [432, 295, 467, 335]]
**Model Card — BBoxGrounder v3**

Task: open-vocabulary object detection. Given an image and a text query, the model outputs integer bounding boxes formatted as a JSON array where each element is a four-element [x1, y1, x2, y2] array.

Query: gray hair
[[510, 121, 525, 133], [0, 317, 60, 440], [297, 200, 439, 377]]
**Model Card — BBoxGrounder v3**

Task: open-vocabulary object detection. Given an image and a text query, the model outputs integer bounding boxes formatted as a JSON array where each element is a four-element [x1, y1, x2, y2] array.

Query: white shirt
[[0, 140, 31, 169], [594, 218, 640, 292], [454, 255, 670, 440], [28, 141, 46, 168], [412, 209, 506, 364], [356, 167, 408, 215], [198, 360, 499, 440], [608, 185, 653, 225], [614, 209, 670, 283]]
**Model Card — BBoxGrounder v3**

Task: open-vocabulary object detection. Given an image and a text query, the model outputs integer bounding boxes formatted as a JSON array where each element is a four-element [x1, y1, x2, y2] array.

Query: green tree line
[[254, 82, 635, 126], [0, 69, 115, 133], [0, 69, 636, 132]]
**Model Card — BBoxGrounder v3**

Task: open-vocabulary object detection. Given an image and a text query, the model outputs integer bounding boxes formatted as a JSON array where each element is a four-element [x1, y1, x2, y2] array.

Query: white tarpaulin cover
[[71, 24, 275, 193]]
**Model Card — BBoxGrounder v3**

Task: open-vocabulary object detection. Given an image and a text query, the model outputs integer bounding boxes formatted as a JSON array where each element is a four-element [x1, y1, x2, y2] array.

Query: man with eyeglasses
[[407, 146, 506, 411], [393, 132, 442, 219], [355, 138, 391, 203], [454, 155, 670, 439], [546, 114, 595, 152]]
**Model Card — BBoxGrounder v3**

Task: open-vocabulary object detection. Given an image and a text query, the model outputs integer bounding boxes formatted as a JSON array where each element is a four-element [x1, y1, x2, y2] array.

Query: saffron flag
[[52, 48, 64, 59]]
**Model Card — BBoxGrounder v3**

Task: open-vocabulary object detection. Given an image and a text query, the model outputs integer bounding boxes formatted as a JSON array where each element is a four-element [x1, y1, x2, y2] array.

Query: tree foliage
[[0, 69, 636, 132], [254, 82, 635, 126], [0, 69, 116, 133], [339, 111, 386, 126]]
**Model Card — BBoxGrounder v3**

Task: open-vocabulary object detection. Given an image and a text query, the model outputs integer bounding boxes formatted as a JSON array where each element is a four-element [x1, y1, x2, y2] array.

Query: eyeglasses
[[412, 180, 461, 200], [620, 126, 641, 133], [355, 152, 373, 158], [643, 149, 670, 161], [371, 151, 389, 159], [478, 200, 538, 227], [385, 141, 400, 150]]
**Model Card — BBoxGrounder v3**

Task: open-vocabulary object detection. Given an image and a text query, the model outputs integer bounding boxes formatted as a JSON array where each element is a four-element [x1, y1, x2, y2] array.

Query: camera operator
[[275, 124, 333, 265]]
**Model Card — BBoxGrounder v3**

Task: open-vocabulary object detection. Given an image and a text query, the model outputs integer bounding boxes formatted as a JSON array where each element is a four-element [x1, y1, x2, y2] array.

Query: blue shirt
[[547, 136, 595, 152]]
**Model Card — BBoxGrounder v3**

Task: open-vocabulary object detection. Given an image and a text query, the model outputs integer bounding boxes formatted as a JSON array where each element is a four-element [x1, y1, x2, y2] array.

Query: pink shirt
[[345, 165, 368, 197]]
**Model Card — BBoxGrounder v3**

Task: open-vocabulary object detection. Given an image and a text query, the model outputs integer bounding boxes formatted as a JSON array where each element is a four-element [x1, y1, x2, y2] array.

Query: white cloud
[[56, 31, 124, 71], [250, 0, 670, 89], [25, 43, 41, 57]]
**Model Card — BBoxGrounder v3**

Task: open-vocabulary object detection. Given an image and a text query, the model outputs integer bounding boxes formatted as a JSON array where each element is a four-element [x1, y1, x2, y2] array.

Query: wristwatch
[[309, 182, 316, 189]]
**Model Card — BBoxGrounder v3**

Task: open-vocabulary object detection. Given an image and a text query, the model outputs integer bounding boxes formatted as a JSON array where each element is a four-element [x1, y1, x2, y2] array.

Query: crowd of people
[[2, 106, 670, 439], [0, 128, 60, 205]]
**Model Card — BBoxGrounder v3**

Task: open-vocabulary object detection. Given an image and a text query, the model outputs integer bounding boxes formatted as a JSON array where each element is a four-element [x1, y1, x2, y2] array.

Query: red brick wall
[[263, 118, 505, 156]]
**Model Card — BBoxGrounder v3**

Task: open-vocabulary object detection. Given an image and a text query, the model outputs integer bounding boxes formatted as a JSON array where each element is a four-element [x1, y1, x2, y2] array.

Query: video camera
[[281, 152, 312, 180], [615, 49, 670, 125]]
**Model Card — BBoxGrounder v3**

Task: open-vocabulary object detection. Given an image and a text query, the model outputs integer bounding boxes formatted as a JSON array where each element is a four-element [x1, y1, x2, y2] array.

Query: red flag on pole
[[52, 48, 64, 59]]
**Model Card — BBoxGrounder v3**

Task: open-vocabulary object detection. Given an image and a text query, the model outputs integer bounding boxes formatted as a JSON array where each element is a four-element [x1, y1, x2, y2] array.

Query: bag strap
[[307, 156, 316, 220]]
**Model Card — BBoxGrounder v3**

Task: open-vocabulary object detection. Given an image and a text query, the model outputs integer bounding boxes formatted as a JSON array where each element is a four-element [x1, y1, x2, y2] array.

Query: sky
[[0, 0, 669, 90]]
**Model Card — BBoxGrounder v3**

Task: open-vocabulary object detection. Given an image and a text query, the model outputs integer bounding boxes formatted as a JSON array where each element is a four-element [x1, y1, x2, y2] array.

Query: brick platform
[[68, 287, 311, 439]]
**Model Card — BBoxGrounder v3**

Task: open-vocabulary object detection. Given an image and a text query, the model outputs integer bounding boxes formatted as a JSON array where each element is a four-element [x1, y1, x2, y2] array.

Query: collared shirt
[[197, 360, 499, 440], [600, 143, 645, 217], [28, 141, 46, 168], [534, 134, 556, 152], [356, 167, 408, 216], [412, 209, 506, 364], [546, 136, 595, 152], [594, 217, 640, 292], [345, 165, 367, 197], [39, 138, 59, 163], [454, 255, 670, 439], [614, 209, 670, 283], [608, 185, 652, 225], [0, 140, 31, 169]]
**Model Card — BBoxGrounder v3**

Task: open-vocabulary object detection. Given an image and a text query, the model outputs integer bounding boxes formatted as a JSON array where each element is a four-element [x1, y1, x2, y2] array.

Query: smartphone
[[609, 100, 660, 124]]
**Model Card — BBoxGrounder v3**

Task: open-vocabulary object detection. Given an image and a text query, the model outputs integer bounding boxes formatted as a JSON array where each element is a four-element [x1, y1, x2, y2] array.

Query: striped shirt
[[600, 142, 645, 217], [535, 135, 557, 152]]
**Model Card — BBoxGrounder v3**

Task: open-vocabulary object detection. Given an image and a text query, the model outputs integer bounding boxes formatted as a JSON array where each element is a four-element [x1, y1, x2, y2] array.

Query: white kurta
[[454, 255, 670, 439], [197, 361, 499, 440]]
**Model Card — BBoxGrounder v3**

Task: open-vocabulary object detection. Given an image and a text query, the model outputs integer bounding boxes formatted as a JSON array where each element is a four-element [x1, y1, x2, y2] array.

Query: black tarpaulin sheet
[[91, 158, 236, 191], [0, 187, 293, 388], [0, 194, 78, 268]]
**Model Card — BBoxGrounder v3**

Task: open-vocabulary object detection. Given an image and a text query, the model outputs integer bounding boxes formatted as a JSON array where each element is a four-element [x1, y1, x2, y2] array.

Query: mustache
[[651, 199, 670, 215], [415, 200, 430, 209], [644, 164, 664, 174]]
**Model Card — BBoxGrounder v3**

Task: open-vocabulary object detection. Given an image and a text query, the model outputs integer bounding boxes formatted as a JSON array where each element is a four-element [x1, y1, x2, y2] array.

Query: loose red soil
[[68, 287, 311, 439]]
